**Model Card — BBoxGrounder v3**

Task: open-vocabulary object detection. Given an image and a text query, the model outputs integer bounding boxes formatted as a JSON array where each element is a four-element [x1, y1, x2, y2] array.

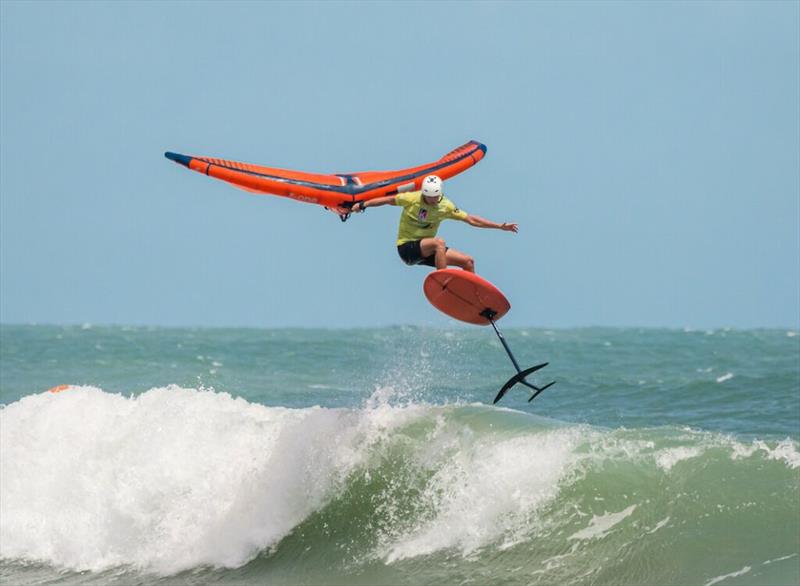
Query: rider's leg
[[445, 248, 475, 273], [419, 237, 448, 270]]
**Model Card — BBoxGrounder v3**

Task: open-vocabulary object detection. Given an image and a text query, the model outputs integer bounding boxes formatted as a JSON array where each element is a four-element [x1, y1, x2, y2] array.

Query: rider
[[351, 175, 517, 272]]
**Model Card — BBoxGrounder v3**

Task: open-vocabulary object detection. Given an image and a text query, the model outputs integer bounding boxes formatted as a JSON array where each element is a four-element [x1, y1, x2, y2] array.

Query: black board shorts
[[397, 240, 447, 267]]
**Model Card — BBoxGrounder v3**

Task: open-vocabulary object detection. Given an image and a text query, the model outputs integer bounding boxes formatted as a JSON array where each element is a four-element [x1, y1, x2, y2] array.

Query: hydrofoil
[[423, 269, 555, 404]]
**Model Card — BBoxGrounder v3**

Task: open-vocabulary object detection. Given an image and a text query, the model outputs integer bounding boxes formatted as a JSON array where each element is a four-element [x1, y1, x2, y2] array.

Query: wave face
[[2, 386, 798, 585]]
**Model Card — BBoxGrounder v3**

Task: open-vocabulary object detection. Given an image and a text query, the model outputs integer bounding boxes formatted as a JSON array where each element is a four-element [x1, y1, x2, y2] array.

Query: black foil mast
[[480, 309, 556, 404]]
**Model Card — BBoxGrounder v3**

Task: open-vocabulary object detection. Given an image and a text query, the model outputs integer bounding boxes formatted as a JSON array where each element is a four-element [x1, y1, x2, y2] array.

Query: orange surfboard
[[165, 141, 486, 220], [423, 269, 510, 325]]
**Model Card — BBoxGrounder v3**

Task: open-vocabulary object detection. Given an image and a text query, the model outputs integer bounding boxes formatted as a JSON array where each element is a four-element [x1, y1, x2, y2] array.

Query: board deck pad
[[423, 269, 511, 325]]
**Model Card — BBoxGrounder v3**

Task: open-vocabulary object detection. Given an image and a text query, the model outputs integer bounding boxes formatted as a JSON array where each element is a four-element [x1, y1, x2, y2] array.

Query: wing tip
[[165, 151, 192, 167], [470, 140, 487, 153]]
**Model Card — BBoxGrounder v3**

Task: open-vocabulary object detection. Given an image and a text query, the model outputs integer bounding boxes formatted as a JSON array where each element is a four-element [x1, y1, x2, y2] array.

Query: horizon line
[[1, 321, 798, 333]]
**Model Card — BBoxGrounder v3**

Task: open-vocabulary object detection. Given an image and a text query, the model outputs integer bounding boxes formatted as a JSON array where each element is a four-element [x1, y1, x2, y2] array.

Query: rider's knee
[[434, 238, 446, 250], [464, 255, 475, 271]]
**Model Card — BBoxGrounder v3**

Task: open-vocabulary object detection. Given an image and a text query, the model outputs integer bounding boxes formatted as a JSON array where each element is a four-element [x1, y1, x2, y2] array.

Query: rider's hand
[[353, 202, 366, 213], [501, 222, 518, 233]]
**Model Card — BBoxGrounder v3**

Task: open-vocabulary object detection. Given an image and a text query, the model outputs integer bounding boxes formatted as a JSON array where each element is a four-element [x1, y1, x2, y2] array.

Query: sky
[[1, 1, 798, 329]]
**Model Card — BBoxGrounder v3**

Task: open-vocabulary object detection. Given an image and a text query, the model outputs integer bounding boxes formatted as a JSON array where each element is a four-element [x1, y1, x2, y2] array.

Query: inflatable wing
[[165, 141, 486, 221]]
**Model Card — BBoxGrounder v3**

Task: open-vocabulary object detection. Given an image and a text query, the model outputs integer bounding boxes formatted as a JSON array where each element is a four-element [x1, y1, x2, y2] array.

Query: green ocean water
[[1, 325, 798, 585]]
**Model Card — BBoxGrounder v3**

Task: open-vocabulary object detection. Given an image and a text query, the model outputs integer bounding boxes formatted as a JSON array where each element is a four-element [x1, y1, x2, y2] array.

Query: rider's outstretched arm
[[353, 196, 397, 213], [464, 215, 518, 233]]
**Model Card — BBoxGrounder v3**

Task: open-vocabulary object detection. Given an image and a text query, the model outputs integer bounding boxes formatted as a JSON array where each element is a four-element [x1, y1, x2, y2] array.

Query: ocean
[[1, 324, 798, 585]]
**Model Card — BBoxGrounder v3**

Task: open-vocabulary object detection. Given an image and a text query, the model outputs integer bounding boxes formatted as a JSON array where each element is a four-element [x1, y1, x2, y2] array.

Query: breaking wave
[[1, 386, 798, 584]]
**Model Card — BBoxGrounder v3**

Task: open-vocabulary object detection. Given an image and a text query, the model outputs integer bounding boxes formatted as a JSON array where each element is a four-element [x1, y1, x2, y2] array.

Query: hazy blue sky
[[1, 1, 798, 328]]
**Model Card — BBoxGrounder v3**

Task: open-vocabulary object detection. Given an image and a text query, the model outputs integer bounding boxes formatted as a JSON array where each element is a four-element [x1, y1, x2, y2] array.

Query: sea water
[[1, 325, 798, 585]]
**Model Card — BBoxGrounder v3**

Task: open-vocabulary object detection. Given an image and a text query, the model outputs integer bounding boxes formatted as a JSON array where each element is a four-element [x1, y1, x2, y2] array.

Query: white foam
[[568, 505, 637, 540], [715, 373, 734, 383], [757, 438, 800, 469], [645, 516, 670, 535], [730, 438, 800, 469], [0, 386, 422, 574], [384, 428, 586, 562], [656, 447, 703, 471], [762, 553, 797, 565], [704, 565, 751, 586]]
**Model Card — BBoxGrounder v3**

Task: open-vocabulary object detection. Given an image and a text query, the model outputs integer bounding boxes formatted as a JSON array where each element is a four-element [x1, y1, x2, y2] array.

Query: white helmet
[[421, 175, 443, 200]]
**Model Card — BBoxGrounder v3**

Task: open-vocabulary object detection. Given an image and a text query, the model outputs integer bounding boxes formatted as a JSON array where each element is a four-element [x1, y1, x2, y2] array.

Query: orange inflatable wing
[[165, 141, 486, 220]]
